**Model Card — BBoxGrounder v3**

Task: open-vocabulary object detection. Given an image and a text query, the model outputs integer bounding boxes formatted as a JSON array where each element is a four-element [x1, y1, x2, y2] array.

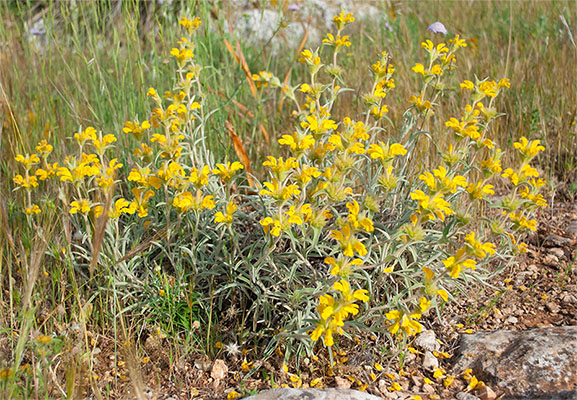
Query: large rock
[[452, 326, 577, 399], [243, 388, 383, 400]]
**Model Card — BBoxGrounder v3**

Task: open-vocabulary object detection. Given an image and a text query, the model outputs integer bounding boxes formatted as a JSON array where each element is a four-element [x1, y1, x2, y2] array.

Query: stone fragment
[[550, 247, 565, 258], [414, 329, 439, 352], [565, 221, 577, 237], [455, 392, 480, 400], [422, 383, 435, 394], [543, 233, 573, 247], [335, 376, 352, 390], [210, 359, 228, 380], [506, 316, 518, 324], [452, 326, 577, 399], [478, 384, 497, 400], [422, 351, 439, 370], [546, 302, 561, 313], [243, 388, 384, 400]]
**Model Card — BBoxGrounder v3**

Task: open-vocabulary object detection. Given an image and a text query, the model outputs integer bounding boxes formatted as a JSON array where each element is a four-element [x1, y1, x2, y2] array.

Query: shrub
[[11, 12, 546, 367]]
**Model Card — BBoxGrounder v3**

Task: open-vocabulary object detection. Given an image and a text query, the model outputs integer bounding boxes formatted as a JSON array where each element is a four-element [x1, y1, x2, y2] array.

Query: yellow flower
[[189, 166, 210, 188], [460, 80, 475, 90], [330, 225, 367, 257], [410, 190, 453, 221], [323, 33, 352, 48], [69, 199, 92, 215], [333, 280, 369, 303], [464, 232, 496, 258], [367, 142, 407, 162], [260, 217, 282, 236], [252, 70, 274, 88], [108, 198, 133, 219], [333, 11, 355, 29], [301, 115, 338, 135], [259, 179, 301, 201], [15, 153, 40, 170], [123, 120, 151, 140], [385, 310, 423, 336], [418, 297, 431, 312], [467, 181, 495, 200], [263, 156, 298, 179], [513, 137, 545, 158], [214, 201, 237, 224], [227, 391, 241, 400], [325, 256, 363, 277], [25, 204, 41, 215], [179, 16, 202, 34], [212, 161, 244, 181], [412, 63, 425, 75], [278, 132, 315, 152], [170, 48, 194, 63], [173, 190, 214, 213], [442, 248, 477, 278], [346, 200, 374, 232], [13, 174, 39, 189], [298, 49, 321, 66], [36, 335, 52, 344], [371, 105, 389, 118], [35, 140, 53, 157]]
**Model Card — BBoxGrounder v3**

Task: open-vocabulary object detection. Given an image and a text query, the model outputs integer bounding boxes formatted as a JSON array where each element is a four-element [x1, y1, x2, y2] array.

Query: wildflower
[[385, 310, 423, 336], [260, 217, 282, 236], [36, 335, 52, 344], [123, 120, 151, 140], [91, 133, 117, 155], [130, 187, 156, 217], [108, 198, 133, 219], [298, 49, 321, 67], [214, 201, 237, 225], [260, 179, 301, 201], [346, 200, 374, 232], [227, 391, 241, 400], [467, 181, 495, 200], [323, 33, 352, 49], [179, 16, 202, 34], [252, 71, 275, 88], [188, 166, 211, 188], [464, 232, 496, 258], [263, 156, 298, 180], [25, 204, 41, 215], [13, 174, 39, 189], [427, 21, 448, 34], [418, 297, 431, 312], [367, 142, 407, 162], [15, 153, 40, 170], [35, 140, 53, 157], [212, 161, 244, 182], [330, 225, 367, 257], [301, 115, 338, 135], [325, 256, 363, 277], [279, 131, 315, 152], [334, 11, 355, 30], [460, 80, 475, 90], [170, 48, 194, 64], [35, 162, 59, 181], [410, 190, 453, 221], [442, 249, 477, 278], [69, 199, 92, 215], [173, 190, 214, 213], [513, 136, 545, 159]]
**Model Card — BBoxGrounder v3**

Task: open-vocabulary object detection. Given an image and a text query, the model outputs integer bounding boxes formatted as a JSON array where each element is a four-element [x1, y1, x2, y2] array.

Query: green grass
[[0, 0, 574, 397]]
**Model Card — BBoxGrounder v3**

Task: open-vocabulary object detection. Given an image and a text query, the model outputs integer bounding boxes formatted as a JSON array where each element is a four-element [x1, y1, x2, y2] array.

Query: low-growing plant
[[7, 10, 547, 390]]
